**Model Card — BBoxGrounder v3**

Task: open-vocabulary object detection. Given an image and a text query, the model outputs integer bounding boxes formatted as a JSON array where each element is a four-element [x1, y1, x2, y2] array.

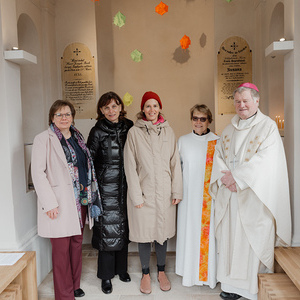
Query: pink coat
[[31, 128, 93, 238]]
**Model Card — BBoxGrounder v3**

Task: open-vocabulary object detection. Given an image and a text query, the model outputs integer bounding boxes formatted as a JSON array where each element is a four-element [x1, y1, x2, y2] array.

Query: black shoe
[[220, 291, 241, 300], [74, 288, 85, 297], [119, 272, 131, 282], [101, 279, 112, 294]]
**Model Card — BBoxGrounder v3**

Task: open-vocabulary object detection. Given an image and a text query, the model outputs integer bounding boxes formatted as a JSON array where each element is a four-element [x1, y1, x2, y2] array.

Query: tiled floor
[[38, 246, 241, 300]]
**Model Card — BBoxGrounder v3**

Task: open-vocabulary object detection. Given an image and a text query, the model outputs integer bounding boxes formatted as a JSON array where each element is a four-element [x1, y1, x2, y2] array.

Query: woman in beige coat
[[124, 91, 183, 294], [31, 100, 102, 300]]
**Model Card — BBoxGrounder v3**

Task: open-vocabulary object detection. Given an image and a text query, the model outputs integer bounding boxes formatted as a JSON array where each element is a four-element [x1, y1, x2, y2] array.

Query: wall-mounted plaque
[[217, 36, 252, 114], [61, 43, 96, 119]]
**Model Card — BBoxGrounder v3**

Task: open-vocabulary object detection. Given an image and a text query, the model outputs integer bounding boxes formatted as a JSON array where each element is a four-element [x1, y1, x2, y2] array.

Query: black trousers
[[97, 244, 128, 280]]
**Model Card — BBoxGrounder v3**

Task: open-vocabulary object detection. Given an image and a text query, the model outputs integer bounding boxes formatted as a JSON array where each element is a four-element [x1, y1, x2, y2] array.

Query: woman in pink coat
[[31, 100, 102, 300]]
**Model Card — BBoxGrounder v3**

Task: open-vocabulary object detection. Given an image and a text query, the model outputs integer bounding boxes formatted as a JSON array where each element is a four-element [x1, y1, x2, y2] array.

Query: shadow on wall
[[25, 144, 34, 191], [200, 33, 207, 48], [173, 47, 190, 64], [172, 32, 207, 64]]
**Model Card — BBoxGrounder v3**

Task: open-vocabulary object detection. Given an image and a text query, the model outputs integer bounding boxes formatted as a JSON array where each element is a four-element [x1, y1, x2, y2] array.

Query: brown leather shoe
[[157, 271, 171, 291], [140, 274, 151, 294]]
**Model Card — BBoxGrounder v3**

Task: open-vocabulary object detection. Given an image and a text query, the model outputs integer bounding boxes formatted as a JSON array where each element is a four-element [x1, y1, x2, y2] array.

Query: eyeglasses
[[54, 112, 72, 119], [192, 116, 207, 122]]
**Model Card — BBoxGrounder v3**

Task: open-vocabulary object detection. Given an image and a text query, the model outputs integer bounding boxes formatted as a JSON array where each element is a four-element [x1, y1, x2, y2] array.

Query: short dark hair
[[48, 100, 76, 126], [190, 104, 213, 123], [96, 91, 127, 120]]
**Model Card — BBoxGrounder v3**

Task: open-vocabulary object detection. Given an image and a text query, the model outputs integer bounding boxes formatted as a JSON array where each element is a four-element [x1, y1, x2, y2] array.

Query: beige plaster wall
[[214, 0, 256, 135], [55, 0, 99, 139], [214, 0, 285, 135], [96, 0, 215, 138], [94, 0, 215, 251]]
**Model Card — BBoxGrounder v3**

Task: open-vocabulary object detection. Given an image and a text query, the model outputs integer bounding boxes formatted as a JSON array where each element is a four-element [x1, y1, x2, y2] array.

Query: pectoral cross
[[229, 157, 239, 169]]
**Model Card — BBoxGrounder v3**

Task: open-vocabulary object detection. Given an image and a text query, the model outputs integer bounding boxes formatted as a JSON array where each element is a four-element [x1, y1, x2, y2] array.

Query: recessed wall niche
[[18, 13, 43, 191], [267, 2, 284, 136]]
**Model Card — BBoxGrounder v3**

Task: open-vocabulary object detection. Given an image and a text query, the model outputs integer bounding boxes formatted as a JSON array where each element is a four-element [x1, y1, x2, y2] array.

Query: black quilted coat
[[87, 117, 133, 251]]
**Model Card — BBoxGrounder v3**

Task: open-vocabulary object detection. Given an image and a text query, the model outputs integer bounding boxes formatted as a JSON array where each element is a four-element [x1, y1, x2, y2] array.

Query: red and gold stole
[[199, 140, 217, 281]]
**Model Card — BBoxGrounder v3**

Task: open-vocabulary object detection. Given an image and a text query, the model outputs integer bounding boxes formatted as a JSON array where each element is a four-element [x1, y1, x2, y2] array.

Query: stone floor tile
[[38, 252, 230, 300]]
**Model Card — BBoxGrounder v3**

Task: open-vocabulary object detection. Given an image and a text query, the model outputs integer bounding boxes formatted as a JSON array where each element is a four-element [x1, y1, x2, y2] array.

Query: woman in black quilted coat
[[87, 91, 133, 294]]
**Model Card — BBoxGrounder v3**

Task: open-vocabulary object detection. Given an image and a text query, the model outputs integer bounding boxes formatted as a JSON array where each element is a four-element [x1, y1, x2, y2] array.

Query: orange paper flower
[[180, 35, 191, 49], [155, 1, 168, 15]]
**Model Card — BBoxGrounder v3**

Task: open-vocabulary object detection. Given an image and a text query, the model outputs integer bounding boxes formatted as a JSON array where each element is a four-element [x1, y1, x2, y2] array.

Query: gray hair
[[233, 87, 260, 103], [190, 104, 213, 123]]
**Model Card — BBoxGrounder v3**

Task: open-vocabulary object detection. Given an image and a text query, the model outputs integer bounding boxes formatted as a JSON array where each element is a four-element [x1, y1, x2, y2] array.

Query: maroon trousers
[[50, 206, 87, 300]]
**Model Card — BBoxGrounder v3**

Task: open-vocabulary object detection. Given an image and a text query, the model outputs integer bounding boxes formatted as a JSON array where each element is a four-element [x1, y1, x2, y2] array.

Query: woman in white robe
[[176, 104, 219, 288]]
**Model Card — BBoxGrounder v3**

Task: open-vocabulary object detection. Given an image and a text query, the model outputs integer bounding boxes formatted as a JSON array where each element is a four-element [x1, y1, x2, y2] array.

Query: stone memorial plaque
[[217, 36, 252, 114], [61, 43, 96, 119]]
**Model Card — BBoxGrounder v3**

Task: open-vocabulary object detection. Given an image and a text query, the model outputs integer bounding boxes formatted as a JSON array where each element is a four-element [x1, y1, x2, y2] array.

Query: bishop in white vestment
[[176, 104, 219, 288], [209, 83, 291, 300]]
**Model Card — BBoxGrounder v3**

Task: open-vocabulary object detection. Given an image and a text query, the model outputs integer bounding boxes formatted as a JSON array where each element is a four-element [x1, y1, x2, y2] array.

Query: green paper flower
[[131, 49, 143, 62], [113, 11, 126, 28]]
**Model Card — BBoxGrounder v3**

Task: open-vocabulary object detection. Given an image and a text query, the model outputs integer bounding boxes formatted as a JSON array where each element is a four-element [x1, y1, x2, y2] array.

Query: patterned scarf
[[50, 123, 103, 227]]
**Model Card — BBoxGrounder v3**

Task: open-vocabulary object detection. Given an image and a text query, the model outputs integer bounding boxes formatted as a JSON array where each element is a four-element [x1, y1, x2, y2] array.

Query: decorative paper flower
[[226, 0, 233, 2], [180, 35, 191, 49], [131, 49, 143, 62], [113, 11, 126, 28], [155, 1, 168, 15], [123, 92, 133, 107]]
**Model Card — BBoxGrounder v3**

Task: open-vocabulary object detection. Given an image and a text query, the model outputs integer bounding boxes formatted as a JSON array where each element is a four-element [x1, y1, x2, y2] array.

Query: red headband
[[237, 82, 259, 92], [141, 91, 162, 110]]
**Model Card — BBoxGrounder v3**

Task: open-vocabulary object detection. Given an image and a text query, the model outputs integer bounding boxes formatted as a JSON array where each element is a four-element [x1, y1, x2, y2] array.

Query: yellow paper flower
[[123, 92, 133, 106]]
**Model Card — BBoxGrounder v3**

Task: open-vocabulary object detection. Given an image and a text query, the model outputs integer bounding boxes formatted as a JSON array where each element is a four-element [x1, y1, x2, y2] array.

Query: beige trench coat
[[124, 119, 183, 245], [31, 128, 94, 238]]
